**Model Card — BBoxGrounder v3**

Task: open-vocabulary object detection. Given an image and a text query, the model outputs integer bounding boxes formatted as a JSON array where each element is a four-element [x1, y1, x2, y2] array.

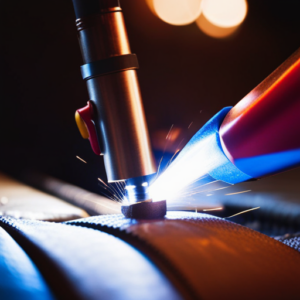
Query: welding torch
[[72, 0, 157, 206], [72, 0, 300, 217]]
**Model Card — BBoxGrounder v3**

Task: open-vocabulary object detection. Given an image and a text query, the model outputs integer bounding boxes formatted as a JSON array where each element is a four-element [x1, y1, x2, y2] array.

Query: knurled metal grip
[[80, 54, 139, 81]]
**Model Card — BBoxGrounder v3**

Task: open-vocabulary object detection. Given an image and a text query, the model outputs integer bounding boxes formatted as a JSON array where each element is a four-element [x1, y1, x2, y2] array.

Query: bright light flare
[[150, 135, 221, 201], [148, 0, 203, 26]]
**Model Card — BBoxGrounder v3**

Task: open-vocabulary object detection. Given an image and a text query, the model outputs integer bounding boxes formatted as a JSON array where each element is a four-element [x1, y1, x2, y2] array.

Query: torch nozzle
[[124, 174, 156, 204]]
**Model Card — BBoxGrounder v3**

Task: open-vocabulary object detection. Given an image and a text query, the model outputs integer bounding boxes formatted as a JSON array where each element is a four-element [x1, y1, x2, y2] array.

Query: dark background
[[1, 0, 300, 194]]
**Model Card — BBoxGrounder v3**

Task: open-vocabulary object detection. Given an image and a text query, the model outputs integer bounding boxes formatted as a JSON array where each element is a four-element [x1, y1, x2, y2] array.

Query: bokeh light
[[147, 0, 203, 26], [196, 13, 239, 38], [203, 0, 247, 28], [196, 0, 247, 38]]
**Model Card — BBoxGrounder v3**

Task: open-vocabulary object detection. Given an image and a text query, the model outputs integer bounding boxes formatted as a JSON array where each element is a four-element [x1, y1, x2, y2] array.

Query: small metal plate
[[121, 200, 166, 219]]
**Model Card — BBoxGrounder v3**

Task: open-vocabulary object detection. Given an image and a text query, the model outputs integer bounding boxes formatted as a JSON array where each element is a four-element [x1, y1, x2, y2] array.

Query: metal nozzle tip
[[125, 174, 156, 204]]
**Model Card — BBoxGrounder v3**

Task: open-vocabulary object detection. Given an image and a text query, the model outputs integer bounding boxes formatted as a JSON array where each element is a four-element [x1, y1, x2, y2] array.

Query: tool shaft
[[73, 0, 156, 182]]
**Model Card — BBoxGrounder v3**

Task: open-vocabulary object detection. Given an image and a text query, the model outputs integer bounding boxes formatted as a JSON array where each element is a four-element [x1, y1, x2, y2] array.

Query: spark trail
[[76, 156, 87, 164], [224, 207, 260, 219]]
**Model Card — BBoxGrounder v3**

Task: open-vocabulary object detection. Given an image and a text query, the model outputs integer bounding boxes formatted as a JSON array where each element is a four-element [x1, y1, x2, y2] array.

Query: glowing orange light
[[152, 127, 183, 152], [196, 13, 239, 38], [196, 0, 247, 38], [148, 0, 203, 26], [203, 0, 247, 28]]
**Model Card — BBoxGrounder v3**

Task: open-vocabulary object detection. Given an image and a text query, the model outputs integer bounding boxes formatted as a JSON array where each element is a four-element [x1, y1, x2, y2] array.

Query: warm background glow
[[147, 0, 203, 26], [202, 0, 248, 28], [146, 0, 248, 38], [196, 13, 240, 38], [197, 0, 247, 38]]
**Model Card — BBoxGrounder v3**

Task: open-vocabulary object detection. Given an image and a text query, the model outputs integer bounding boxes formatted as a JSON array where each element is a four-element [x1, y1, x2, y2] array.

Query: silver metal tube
[[73, 0, 156, 203], [87, 70, 156, 181], [74, 1, 156, 196]]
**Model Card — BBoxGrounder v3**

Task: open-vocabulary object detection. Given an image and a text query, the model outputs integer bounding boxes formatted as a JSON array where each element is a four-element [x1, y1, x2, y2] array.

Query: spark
[[166, 124, 174, 140], [76, 156, 87, 164], [109, 183, 124, 201], [100, 187, 120, 202], [118, 181, 126, 192], [152, 156, 164, 184], [98, 178, 123, 202], [212, 186, 231, 191], [190, 183, 232, 196], [165, 149, 180, 169], [85, 198, 121, 213], [203, 207, 223, 211], [156, 156, 164, 174], [98, 177, 109, 188], [96, 183, 118, 202], [224, 207, 260, 219], [101, 192, 118, 202], [179, 184, 231, 198], [153, 124, 176, 182], [177, 138, 185, 149], [188, 122, 193, 129], [176, 179, 218, 197], [225, 190, 251, 196], [116, 182, 125, 197], [111, 182, 124, 201]]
